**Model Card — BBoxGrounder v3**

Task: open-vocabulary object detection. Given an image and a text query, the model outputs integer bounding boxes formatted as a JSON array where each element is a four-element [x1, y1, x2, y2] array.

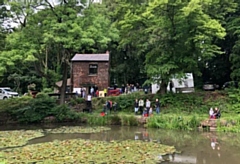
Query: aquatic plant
[[0, 130, 44, 149], [45, 126, 111, 134], [2, 139, 176, 163]]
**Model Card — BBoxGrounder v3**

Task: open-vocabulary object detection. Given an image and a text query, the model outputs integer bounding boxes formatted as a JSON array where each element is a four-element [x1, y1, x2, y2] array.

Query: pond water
[[1, 123, 240, 164]]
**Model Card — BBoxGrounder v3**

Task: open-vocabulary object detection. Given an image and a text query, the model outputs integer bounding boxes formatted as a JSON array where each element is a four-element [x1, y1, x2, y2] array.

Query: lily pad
[[45, 126, 111, 134], [2, 139, 176, 163], [0, 130, 44, 149]]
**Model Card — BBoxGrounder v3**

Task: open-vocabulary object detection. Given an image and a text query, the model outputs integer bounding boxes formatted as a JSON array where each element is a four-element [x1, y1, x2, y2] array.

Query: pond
[[0, 123, 240, 164]]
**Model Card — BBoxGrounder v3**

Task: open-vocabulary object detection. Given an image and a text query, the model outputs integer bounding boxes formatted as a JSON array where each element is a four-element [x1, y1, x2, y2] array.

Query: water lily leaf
[[45, 126, 111, 134], [0, 130, 44, 149], [2, 139, 176, 163]]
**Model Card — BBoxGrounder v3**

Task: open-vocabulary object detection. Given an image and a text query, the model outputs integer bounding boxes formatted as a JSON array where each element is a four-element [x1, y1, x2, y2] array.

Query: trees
[[1, 0, 240, 97], [227, 0, 240, 81], [139, 0, 226, 93], [104, 0, 148, 85], [1, 0, 118, 104]]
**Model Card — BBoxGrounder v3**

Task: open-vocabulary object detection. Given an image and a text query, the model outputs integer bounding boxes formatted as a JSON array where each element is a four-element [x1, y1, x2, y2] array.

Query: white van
[[0, 87, 19, 99], [151, 73, 195, 94]]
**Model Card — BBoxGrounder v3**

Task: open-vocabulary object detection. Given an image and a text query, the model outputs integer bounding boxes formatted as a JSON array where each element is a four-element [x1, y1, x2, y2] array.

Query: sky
[[1, 0, 90, 29]]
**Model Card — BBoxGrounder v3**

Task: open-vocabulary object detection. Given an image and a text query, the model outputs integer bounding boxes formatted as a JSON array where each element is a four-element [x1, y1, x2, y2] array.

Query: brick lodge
[[71, 51, 110, 94]]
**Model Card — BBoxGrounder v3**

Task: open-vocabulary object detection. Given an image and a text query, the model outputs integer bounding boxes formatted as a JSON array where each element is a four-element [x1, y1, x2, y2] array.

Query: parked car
[[222, 81, 238, 89], [0, 87, 19, 99], [203, 82, 215, 91]]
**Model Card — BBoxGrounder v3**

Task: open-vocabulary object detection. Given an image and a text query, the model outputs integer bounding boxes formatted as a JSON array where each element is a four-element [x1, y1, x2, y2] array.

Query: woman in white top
[[209, 108, 214, 119]]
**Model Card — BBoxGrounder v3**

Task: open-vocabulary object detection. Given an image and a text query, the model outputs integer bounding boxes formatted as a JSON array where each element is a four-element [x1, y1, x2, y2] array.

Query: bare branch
[[44, 0, 60, 20]]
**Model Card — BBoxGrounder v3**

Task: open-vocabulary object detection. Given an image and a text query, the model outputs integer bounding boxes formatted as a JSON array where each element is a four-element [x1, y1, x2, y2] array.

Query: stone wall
[[72, 61, 109, 92]]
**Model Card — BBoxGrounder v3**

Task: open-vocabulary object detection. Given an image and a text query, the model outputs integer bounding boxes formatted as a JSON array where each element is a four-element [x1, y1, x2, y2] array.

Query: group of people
[[134, 98, 160, 116], [120, 83, 141, 94], [209, 107, 221, 119], [102, 100, 118, 114], [90, 85, 99, 97]]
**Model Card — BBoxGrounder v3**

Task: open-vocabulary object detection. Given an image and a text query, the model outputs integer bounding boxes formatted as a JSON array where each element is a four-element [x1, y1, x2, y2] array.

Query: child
[[143, 107, 148, 117], [209, 108, 214, 119], [149, 107, 153, 116]]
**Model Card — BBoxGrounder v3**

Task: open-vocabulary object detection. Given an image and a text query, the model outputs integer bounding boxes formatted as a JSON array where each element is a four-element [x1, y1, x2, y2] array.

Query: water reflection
[[1, 125, 240, 164]]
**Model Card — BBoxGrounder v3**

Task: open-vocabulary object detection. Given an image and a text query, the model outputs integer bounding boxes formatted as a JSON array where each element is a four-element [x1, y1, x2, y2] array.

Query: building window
[[89, 64, 98, 75]]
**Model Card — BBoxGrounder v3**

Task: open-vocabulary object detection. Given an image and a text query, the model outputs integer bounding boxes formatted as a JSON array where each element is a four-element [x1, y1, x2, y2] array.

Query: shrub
[[41, 88, 53, 93], [0, 96, 32, 112], [51, 105, 78, 121], [9, 94, 56, 123], [120, 115, 138, 126], [147, 115, 203, 131], [109, 115, 121, 125], [87, 115, 108, 125]]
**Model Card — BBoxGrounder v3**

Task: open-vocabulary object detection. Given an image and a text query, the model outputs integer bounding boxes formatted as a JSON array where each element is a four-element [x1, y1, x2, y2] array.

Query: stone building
[[71, 51, 110, 94]]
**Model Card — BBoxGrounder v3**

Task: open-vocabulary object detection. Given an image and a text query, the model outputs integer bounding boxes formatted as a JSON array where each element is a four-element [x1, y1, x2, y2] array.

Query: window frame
[[89, 64, 98, 75]]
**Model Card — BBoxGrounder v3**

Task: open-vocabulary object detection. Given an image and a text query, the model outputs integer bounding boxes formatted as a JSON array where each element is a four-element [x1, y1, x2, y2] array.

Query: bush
[[41, 88, 53, 93], [147, 114, 203, 131], [120, 115, 138, 126], [51, 105, 78, 121], [0, 96, 32, 112], [87, 115, 108, 125], [9, 94, 56, 123]]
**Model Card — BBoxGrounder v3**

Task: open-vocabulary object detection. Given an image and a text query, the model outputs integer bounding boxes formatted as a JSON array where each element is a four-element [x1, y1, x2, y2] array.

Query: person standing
[[94, 85, 98, 97], [104, 88, 107, 97], [138, 98, 144, 114], [82, 88, 86, 98], [209, 108, 214, 119], [155, 98, 160, 114], [90, 86, 94, 97], [134, 99, 139, 115], [144, 86, 148, 94], [87, 94, 92, 112], [136, 83, 140, 91], [121, 84, 125, 94], [107, 100, 111, 114], [146, 99, 151, 116]]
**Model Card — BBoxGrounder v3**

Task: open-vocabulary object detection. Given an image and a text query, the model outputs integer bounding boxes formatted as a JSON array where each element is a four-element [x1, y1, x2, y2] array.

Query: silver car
[[203, 82, 215, 91]]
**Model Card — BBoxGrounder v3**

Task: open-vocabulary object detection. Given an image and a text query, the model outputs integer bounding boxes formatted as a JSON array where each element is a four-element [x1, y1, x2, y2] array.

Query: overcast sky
[[2, 0, 89, 29]]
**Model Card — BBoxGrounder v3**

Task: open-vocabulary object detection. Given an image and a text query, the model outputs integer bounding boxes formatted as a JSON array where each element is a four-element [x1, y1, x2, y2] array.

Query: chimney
[[106, 50, 109, 54]]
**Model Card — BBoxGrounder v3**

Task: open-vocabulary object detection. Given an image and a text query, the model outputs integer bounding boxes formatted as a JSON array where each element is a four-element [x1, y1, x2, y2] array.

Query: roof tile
[[71, 53, 109, 61]]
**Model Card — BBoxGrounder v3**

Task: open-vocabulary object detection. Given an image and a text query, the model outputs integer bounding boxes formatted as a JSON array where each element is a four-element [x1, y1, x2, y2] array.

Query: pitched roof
[[71, 52, 109, 61], [55, 78, 72, 87]]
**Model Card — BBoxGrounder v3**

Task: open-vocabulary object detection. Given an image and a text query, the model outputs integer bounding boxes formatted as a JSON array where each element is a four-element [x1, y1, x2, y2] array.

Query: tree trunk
[[159, 80, 167, 94], [59, 61, 68, 105]]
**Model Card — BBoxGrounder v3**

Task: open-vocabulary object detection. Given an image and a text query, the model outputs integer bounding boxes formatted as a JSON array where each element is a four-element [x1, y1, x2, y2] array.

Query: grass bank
[[1, 89, 240, 132]]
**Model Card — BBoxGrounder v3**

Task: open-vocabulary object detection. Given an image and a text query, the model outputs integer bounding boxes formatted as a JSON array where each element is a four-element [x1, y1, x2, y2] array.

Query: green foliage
[[215, 115, 240, 132], [0, 96, 32, 112], [2, 93, 81, 123], [87, 115, 108, 126], [51, 105, 78, 121], [147, 114, 202, 131], [0, 0, 118, 96], [41, 88, 53, 93], [86, 114, 138, 126], [8, 94, 56, 123], [225, 89, 240, 113], [120, 115, 138, 126], [142, 0, 227, 91]]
